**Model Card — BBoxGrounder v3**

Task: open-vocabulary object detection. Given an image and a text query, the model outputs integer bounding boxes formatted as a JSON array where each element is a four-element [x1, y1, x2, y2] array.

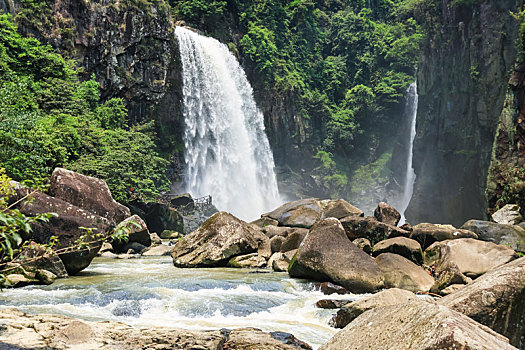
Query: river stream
[[0, 256, 364, 349]]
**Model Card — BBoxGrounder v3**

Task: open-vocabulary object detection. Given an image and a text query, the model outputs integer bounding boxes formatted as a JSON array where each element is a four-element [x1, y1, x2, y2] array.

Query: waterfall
[[398, 82, 418, 225], [175, 27, 282, 221]]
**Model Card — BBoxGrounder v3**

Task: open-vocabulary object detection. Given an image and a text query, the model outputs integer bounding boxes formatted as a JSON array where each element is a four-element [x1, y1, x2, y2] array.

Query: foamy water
[[0, 257, 364, 348]]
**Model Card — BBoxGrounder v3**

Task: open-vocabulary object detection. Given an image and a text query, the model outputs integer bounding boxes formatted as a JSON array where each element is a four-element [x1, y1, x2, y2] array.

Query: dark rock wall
[[406, 0, 521, 226], [486, 62, 525, 216]]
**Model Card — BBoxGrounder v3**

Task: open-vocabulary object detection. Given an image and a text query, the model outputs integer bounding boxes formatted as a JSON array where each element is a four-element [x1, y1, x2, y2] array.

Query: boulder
[[429, 262, 472, 295], [170, 212, 268, 268], [169, 193, 194, 209], [149, 232, 162, 245], [141, 244, 171, 256], [440, 283, 466, 295], [258, 235, 272, 259], [372, 237, 423, 264], [373, 202, 401, 226], [492, 204, 523, 225], [263, 199, 322, 228], [331, 288, 419, 328], [98, 242, 113, 255], [461, 220, 525, 251], [145, 203, 184, 235], [13, 241, 68, 278], [160, 230, 181, 239], [410, 223, 478, 249], [315, 299, 349, 309], [320, 199, 363, 219], [376, 253, 434, 292], [19, 192, 110, 275], [49, 167, 130, 224], [439, 256, 525, 349], [424, 238, 517, 278], [113, 215, 151, 253], [100, 251, 118, 258], [224, 328, 311, 349], [352, 238, 372, 254], [228, 253, 267, 268], [4, 273, 37, 288], [280, 230, 307, 252], [270, 236, 285, 253], [268, 250, 296, 272], [263, 225, 292, 239], [314, 282, 351, 295], [320, 301, 516, 350], [340, 216, 410, 244], [123, 242, 147, 254], [288, 218, 384, 293], [251, 216, 279, 228], [35, 269, 56, 285]]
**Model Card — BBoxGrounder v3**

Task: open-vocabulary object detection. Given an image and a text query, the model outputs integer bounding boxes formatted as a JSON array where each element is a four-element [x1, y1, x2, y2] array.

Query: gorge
[[1, 0, 525, 349]]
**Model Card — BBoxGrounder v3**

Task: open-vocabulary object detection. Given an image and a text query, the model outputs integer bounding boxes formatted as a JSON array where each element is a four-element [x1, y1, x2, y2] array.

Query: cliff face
[[406, 0, 521, 226], [5, 0, 184, 165], [486, 62, 525, 216]]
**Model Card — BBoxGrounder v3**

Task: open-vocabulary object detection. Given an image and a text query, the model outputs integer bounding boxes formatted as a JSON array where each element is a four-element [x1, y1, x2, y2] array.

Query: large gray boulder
[[320, 301, 516, 350], [373, 202, 401, 226], [424, 238, 517, 278], [288, 218, 384, 293], [170, 212, 269, 268], [331, 288, 419, 328], [376, 253, 434, 292], [49, 168, 130, 224], [410, 223, 478, 249], [20, 191, 110, 275], [461, 220, 525, 251], [263, 198, 323, 228], [113, 215, 151, 253], [340, 216, 410, 244], [492, 204, 523, 225], [372, 237, 423, 264], [320, 199, 363, 219], [439, 257, 525, 349]]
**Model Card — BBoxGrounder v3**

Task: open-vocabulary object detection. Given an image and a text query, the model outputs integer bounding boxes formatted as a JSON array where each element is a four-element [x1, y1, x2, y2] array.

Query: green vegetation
[[0, 14, 169, 202], [172, 0, 422, 197]]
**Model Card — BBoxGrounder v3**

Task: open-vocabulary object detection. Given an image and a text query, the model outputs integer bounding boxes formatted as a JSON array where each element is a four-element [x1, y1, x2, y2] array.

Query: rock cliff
[[407, 0, 521, 226]]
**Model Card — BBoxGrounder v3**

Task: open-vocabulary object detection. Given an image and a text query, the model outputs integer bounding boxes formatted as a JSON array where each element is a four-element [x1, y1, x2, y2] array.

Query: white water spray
[[398, 82, 418, 225], [175, 27, 282, 220]]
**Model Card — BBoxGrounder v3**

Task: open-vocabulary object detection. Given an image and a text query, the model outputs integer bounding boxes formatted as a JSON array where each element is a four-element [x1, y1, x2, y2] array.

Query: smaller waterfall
[[175, 27, 282, 221], [398, 82, 418, 225]]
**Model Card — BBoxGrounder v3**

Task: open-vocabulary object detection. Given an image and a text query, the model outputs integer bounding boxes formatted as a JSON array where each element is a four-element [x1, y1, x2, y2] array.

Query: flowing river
[[0, 256, 363, 349]]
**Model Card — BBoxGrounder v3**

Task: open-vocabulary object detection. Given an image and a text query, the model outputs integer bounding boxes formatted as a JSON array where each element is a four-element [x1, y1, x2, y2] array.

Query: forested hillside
[[0, 14, 170, 201]]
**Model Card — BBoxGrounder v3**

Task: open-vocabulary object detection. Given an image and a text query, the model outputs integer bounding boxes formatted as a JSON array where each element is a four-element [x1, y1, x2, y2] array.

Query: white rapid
[[398, 82, 418, 225], [0, 257, 364, 349], [175, 27, 282, 221]]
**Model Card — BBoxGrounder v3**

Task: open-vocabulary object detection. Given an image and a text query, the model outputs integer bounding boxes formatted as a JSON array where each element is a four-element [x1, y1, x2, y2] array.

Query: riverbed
[[0, 256, 363, 348]]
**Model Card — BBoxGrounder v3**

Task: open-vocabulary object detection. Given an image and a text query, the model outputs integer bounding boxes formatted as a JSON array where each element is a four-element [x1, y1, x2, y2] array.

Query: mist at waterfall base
[[397, 82, 418, 226], [176, 27, 282, 221], [0, 257, 363, 349]]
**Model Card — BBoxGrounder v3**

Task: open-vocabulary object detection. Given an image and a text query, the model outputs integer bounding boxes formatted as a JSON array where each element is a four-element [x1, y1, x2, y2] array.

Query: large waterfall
[[398, 82, 418, 225], [175, 27, 282, 221]]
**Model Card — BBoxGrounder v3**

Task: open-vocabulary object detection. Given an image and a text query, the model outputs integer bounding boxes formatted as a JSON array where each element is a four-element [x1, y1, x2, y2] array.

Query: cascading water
[[175, 27, 281, 221], [398, 82, 418, 225]]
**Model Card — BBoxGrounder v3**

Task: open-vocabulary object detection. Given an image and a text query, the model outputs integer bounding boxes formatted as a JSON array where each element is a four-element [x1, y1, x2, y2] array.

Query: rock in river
[[288, 218, 384, 293], [170, 212, 269, 268]]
